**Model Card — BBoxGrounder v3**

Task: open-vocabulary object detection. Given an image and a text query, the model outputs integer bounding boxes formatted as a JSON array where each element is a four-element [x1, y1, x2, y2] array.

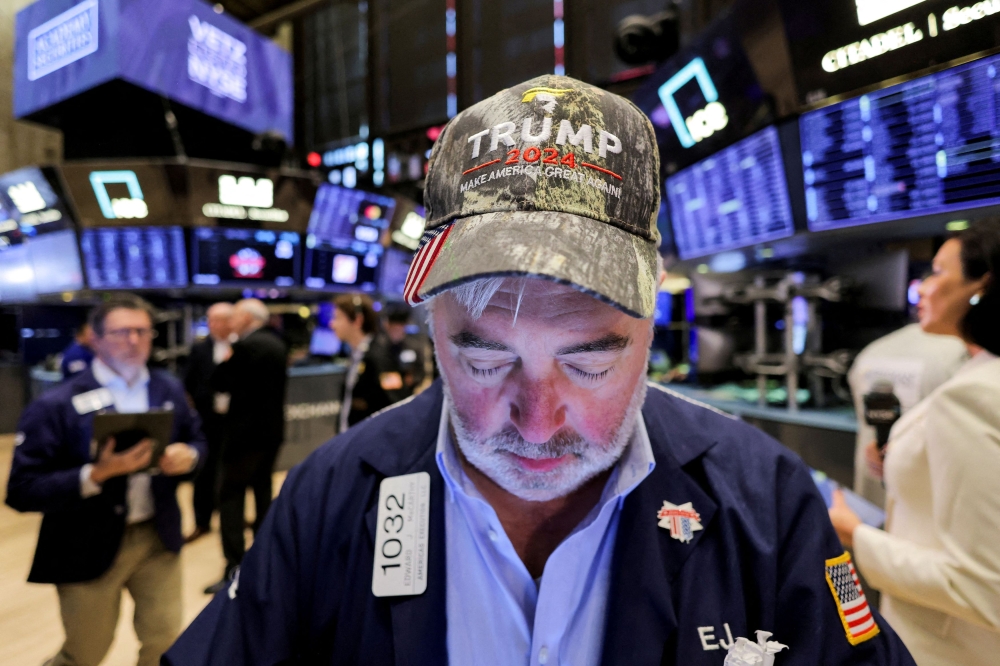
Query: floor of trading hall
[[0, 434, 286, 665]]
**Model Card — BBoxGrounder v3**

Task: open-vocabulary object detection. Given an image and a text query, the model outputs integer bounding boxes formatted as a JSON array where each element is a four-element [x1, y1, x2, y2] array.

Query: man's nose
[[509, 380, 566, 444]]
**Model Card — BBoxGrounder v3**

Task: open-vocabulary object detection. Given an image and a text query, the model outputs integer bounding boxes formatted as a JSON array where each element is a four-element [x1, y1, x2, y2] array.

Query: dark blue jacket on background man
[[5, 367, 207, 584], [165, 381, 914, 665]]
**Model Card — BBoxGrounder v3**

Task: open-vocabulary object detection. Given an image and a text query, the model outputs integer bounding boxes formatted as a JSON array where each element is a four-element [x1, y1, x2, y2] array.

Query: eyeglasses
[[102, 327, 158, 340]]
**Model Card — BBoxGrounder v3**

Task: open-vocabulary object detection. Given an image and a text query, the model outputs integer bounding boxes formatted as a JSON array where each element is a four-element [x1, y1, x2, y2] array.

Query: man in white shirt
[[183, 302, 234, 542], [7, 294, 206, 666]]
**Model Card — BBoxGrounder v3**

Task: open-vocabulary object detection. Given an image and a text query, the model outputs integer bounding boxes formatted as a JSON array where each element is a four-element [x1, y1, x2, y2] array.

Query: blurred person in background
[[204, 299, 287, 594], [847, 322, 967, 506], [830, 220, 1000, 666], [6, 294, 205, 666], [383, 303, 428, 399], [183, 302, 234, 543], [60, 321, 95, 379], [331, 293, 399, 431]]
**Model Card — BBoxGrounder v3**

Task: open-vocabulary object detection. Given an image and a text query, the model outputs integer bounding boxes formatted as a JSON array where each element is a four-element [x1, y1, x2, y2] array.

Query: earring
[[970, 294, 981, 306]]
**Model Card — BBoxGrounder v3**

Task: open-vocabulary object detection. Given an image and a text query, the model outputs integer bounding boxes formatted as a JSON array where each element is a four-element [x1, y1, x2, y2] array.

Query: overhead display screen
[[15, 0, 293, 139], [666, 125, 795, 259], [60, 162, 189, 227], [800, 52, 1000, 231], [778, 0, 1000, 105], [0, 166, 75, 234], [631, 3, 788, 174], [303, 185, 393, 292], [0, 166, 84, 301], [191, 227, 300, 287], [80, 226, 187, 289], [188, 163, 318, 232]]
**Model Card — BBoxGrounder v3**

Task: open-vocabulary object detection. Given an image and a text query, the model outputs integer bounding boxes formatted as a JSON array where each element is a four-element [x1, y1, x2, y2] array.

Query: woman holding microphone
[[830, 220, 1000, 665]]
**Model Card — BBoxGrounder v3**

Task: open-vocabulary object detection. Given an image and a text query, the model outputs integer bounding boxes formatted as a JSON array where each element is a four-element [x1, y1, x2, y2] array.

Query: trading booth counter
[[663, 383, 857, 488], [277, 363, 347, 471]]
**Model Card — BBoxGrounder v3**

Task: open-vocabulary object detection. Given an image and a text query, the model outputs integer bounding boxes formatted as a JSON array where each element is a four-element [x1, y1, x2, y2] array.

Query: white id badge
[[72, 388, 114, 415], [372, 471, 430, 597]]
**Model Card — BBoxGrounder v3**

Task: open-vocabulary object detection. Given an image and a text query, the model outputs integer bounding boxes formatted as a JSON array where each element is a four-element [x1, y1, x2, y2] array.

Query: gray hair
[[429, 254, 664, 321], [235, 298, 270, 323]]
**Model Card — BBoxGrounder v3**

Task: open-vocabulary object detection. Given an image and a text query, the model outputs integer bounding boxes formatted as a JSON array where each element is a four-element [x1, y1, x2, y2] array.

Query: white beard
[[443, 376, 648, 502]]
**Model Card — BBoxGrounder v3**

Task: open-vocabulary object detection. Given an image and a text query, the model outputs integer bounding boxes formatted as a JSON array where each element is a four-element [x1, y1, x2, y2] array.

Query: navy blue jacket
[[165, 381, 915, 665], [5, 367, 207, 584], [60, 341, 94, 379]]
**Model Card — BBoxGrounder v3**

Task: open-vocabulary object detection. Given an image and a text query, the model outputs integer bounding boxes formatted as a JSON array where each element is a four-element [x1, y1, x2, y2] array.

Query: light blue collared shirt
[[437, 399, 655, 666]]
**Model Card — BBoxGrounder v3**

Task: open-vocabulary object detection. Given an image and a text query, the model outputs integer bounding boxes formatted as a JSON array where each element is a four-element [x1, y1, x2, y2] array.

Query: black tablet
[[91, 410, 174, 472]]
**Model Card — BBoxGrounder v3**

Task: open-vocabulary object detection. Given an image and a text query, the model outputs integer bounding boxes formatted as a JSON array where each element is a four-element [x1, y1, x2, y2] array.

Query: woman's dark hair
[[958, 219, 1000, 355], [88, 294, 157, 337], [333, 293, 379, 335]]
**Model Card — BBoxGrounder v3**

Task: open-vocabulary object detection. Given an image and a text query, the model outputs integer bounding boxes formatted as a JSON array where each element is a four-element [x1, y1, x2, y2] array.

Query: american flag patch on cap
[[403, 223, 454, 305], [824, 551, 879, 645]]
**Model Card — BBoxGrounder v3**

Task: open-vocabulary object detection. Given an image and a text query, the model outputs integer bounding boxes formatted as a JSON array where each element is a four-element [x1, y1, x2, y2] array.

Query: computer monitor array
[[666, 126, 795, 260], [800, 51, 1000, 231]]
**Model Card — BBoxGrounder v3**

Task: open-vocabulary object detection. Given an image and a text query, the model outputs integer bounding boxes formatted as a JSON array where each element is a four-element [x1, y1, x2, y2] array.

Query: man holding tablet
[[7, 294, 205, 666]]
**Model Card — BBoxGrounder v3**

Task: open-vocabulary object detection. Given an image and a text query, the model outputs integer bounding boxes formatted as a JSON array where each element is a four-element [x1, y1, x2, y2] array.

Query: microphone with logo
[[863, 380, 902, 452]]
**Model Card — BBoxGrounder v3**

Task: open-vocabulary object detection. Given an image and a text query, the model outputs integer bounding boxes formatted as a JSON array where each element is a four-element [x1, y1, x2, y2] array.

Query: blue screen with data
[[666, 126, 795, 260], [81, 226, 188, 289], [800, 52, 1000, 231]]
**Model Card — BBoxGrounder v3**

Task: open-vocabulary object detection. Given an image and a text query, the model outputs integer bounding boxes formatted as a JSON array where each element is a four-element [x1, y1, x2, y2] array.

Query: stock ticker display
[[666, 126, 795, 259], [800, 52, 1000, 231], [303, 184, 393, 291], [81, 226, 188, 289]]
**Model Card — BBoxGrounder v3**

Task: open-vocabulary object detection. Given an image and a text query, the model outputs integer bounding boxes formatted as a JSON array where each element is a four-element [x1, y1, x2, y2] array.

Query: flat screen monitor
[[59, 162, 189, 228], [665, 125, 795, 260], [800, 52, 1000, 231], [631, 7, 777, 173], [0, 166, 75, 235], [379, 246, 413, 298], [191, 227, 300, 287], [80, 226, 188, 289], [188, 163, 318, 232], [308, 326, 342, 357], [303, 185, 394, 292], [0, 167, 84, 300]]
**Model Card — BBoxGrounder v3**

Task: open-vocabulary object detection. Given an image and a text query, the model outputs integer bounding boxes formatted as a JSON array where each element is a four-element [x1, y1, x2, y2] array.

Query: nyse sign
[[187, 15, 247, 102]]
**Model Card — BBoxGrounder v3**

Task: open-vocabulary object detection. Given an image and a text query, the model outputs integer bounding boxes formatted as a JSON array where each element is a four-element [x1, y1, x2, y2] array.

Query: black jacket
[[184, 338, 223, 439], [5, 368, 207, 584], [212, 327, 288, 450], [165, 381, 914, 665], [345, 334, 395, 427]]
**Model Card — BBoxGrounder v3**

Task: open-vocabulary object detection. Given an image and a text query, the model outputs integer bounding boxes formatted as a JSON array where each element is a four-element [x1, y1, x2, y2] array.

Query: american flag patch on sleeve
[[824, 551, 880, 645]]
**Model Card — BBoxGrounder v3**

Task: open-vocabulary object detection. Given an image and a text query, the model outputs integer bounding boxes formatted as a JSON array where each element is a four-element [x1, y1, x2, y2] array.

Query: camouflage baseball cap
[[403, 74, 661, 318]]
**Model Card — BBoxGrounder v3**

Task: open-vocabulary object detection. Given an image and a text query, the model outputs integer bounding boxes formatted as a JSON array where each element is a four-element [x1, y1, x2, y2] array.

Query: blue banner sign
[[15, 0, 293, 140]]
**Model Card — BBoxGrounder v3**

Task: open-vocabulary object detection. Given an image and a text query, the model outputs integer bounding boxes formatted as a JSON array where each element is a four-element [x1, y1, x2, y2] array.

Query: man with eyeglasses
[[6, 294, 206, 666]]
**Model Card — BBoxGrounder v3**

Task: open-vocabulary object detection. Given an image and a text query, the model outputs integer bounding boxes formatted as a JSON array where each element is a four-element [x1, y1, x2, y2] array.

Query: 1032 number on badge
[[371, 472, 430, 597]]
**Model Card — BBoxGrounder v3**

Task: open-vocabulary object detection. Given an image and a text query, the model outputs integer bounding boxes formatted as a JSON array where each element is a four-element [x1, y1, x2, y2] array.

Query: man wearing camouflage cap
[[167, 76, 914, 665]]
